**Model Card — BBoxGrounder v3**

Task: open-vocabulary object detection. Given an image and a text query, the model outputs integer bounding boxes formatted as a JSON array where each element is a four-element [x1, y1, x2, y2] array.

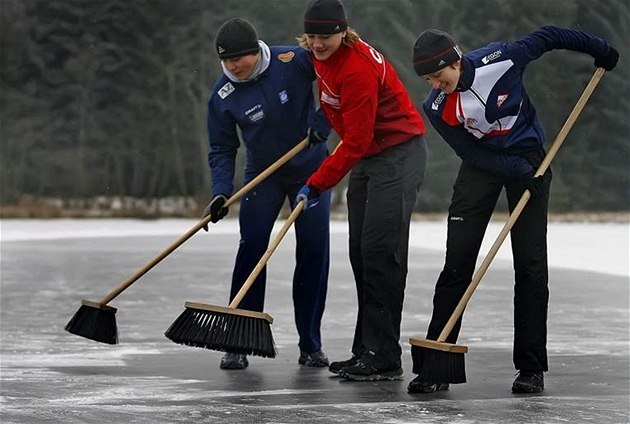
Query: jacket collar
[[456, 55, 475, 92]]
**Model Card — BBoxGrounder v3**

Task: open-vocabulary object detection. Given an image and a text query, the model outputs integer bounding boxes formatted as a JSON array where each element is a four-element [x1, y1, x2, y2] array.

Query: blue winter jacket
[[207, 45, 330, 196], [423, 26, 610, 179]]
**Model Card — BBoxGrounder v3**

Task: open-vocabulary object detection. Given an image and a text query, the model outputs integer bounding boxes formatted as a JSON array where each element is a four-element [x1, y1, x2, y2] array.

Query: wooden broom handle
[[437, 67, 606, 342], [229, 200, 305, 308], [99, 138, 309, 305]]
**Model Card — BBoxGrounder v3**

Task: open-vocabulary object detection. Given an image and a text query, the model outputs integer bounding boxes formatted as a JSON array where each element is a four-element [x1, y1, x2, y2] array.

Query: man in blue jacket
[[204, 18, 332, 370], [408, 26, 618, 393]]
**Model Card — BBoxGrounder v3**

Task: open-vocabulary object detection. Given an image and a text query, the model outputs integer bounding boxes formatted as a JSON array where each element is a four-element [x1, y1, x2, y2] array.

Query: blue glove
[[594, 46, 618, 71], [201, 194, 229, 231], [295, 185, 321, 210], [307, 127, 327, 147]]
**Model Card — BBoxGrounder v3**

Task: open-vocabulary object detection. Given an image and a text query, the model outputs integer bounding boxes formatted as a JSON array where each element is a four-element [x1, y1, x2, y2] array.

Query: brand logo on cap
[[438, 59, 446, 66], [334, 25, 340, 31], [218, 46, 225, 53]]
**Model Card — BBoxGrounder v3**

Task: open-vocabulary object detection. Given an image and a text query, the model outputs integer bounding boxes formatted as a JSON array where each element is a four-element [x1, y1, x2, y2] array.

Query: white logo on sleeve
[[481, 50, 503, 64], [218, 82, 235, 99], [432, 91, 446, 110]]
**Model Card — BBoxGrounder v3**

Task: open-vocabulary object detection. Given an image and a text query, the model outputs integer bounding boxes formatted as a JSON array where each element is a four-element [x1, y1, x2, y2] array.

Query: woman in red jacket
[[295, 0, 428, 381]]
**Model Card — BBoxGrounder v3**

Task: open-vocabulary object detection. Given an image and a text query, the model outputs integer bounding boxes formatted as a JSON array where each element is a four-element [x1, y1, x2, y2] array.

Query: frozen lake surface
[[1, 218, 628, 423], [2, 217, 628, 277]]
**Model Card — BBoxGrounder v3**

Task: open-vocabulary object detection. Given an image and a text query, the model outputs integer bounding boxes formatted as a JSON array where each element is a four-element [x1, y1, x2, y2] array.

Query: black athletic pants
[[347, 136, 427, 369], [426, 148, 551, 372]]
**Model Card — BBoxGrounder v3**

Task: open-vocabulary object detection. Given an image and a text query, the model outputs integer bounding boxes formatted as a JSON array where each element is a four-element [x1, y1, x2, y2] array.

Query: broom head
[[65, 300, 118, 344], [165, 301, 276, 358], [409, 337, 467, 384]]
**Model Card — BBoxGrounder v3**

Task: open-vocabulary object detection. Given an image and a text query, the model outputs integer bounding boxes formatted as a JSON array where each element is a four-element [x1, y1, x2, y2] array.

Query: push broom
[[409, 67, 607, 384], [164, 199, 307, 358], [65, 138, 308, 344]]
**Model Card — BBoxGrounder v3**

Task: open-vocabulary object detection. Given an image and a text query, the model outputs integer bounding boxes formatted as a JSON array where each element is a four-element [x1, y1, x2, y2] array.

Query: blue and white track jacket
[[207, 46, 330, 196], [423, 26, 610, 179]]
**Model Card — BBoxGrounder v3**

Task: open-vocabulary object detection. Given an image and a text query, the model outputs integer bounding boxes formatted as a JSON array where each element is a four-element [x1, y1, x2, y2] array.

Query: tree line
[[1, 0, 628, 213]]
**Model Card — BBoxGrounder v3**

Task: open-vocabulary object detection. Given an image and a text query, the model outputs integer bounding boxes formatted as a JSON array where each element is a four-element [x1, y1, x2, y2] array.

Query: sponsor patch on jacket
[[321, 91, 340, 108], [278, 90, 289, 104], [432, 91, 446, 110], [218, 82, 235, 99], [481, 50, 502, 64], [278, 51, 295, 63], [245, 104, 264, 123], [496, 93, 509, 108]]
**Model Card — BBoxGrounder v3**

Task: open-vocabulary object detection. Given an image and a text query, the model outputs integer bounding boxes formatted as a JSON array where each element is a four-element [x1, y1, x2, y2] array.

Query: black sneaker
[[512, 371, 544, 393], [329, 356, 359, 374], [298, 350, 330, 367], [407, 375, 450, 393], [220, 352, 248, 370], [328, 355, 359, 374], [339, 359, 403, 381]]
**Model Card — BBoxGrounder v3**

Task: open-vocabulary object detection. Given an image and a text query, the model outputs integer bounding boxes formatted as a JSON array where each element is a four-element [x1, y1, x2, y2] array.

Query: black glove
[[307, 127, 327, 147], [201, 194, 229, 231], [526, 175, 545, 199], [295, 184, 321, 210], [594, 46, 619, 71]]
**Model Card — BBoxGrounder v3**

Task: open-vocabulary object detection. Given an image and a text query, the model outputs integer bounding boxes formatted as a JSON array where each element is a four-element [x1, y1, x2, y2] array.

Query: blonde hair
[[297, 27, 360, 49]]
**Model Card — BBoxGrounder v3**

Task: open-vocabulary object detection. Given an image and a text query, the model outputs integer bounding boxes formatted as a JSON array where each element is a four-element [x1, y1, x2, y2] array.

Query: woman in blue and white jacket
[[408, 26, 618, 394], [204, 18, 332, 371]]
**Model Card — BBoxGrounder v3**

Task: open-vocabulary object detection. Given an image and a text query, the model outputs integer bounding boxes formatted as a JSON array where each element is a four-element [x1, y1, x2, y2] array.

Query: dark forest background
[[1, 0, 629, 216]]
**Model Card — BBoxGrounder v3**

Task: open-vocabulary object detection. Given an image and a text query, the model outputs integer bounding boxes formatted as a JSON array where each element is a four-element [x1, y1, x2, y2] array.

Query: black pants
[[347, 136, 427, 369], [426, 149, 551, 372]]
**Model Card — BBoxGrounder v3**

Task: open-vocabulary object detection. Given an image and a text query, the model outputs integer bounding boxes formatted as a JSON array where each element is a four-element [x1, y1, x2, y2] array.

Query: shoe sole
[[340, 369, 403, 381], [220, 365, 248, 370], [220, 361, 249, 370], [512, 385, 544, 393], [407, 383, 449, 393], [305, 361, 330, 367]]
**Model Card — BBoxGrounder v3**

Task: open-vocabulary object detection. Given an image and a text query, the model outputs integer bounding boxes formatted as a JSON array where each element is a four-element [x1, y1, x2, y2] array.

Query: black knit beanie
[[215, 18, 260, 60], [412, 29, 462, 76], [304, 0, 348, 35]]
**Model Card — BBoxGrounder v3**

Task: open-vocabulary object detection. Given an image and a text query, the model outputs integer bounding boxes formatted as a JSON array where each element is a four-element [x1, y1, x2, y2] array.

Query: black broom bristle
[[165, 307, 276, 358], [65, 304, 118, 345], [411, 345, 466, 384]]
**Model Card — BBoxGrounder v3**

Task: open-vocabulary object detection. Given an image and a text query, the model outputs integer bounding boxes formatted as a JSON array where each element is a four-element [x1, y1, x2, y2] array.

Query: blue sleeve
[[423, 102, 534, 180], [308, 107, 331, 138], [296, 47, 331, 138], [507, 25, 610, 68], [207, 94, 239, 196]]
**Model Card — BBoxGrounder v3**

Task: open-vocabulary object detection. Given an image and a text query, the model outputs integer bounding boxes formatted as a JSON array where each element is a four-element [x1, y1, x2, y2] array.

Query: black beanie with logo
[[304, 0, 348, 35], [412, 29, 462, 76], [215, 18, 260, 60]]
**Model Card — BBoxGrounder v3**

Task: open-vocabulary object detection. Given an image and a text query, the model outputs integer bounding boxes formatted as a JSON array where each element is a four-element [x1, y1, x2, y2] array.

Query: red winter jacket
[[307, 39, 425, 192]]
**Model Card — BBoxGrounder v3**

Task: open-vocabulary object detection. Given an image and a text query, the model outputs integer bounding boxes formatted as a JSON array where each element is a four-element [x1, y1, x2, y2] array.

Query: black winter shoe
[[407, 375, 450, 393], [512, 371, 544, 393], [220, 352, 248, 370], [329, 356, 359, 374], [298, 350, 330, 367], [339, 359, 403, 381]]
